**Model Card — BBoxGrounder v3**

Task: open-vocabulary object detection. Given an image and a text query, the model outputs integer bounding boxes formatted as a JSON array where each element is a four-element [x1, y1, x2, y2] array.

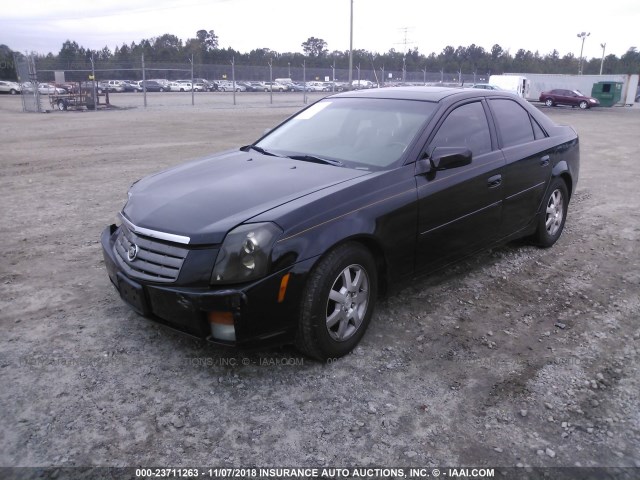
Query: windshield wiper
[[287, 154, 344, 167], [239, 144, 284, 157]]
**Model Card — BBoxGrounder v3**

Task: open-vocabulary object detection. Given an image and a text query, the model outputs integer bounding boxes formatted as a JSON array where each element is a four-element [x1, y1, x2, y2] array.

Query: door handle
[[540, 155, 550, 167], [487, 174, 502, 188]]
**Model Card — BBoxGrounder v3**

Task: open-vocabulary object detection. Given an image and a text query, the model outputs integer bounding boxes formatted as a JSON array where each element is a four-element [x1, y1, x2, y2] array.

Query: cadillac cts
[[101, 87, 579, 360]]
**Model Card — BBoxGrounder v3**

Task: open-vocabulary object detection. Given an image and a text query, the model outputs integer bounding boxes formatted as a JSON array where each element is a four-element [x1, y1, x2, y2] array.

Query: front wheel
[[295, 243, 378, 360], [544, 98, 554, 107], [579, 100, 588, 109], [57, 99, 67, 111], [532, 178, 569, 248]]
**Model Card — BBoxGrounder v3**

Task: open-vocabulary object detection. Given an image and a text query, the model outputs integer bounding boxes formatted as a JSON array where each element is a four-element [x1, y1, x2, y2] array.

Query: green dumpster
[[591, 81, 623, 107]]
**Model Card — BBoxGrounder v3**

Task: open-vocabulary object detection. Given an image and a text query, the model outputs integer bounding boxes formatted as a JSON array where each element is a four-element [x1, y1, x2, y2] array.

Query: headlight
[[211, 222, 282, 284]]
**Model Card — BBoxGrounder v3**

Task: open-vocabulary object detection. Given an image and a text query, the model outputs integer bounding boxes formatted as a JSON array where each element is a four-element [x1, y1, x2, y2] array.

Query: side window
[[430, 102, 492, 157], [490, 99, 535, 148], [531, 117, 546, 140]]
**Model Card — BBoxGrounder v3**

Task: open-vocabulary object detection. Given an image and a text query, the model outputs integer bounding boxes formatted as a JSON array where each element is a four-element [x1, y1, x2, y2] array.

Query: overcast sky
[[2, 0, 639, 60]]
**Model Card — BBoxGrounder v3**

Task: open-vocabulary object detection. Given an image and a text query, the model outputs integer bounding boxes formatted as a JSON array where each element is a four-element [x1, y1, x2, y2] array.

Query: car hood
[[122, 150, 370, 245]]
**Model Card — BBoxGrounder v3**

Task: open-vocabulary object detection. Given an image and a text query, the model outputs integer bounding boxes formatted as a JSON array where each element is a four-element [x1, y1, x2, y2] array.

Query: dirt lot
[[1, 93, 639, 474]]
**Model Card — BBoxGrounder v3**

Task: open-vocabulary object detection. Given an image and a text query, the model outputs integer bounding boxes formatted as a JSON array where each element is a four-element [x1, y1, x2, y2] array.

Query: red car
[[539, 89, 599, 109]]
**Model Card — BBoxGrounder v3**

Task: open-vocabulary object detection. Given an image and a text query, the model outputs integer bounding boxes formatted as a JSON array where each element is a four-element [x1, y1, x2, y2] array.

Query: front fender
[[267, 167, 419, 286]]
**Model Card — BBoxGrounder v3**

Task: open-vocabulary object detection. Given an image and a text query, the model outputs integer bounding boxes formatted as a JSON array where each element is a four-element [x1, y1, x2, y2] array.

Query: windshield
[[256, 97, 437, 170], [572, 90, 584, 96]]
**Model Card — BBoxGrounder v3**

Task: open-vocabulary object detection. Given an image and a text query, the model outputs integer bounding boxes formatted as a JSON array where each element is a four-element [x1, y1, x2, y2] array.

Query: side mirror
[[430, 147, 473, 170]]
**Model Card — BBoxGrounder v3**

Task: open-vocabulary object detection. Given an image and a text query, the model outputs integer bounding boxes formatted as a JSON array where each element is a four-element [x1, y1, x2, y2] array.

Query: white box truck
[[489, 75, 530, 98]]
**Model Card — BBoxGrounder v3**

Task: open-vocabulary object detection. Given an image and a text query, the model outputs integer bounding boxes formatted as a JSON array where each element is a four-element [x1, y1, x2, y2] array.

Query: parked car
[[148, 79, 171, 89], [100, 80, 125, 93], [193, 82, 207, 92], [238, 82, 260, 92], [192, 78, 217, 92], [139, 80, 166, 92], [0, 80, 21, 94], [217, 81, 245, 92], [288, 83, 309, 92], [352, 79, 374, 89], [471, 84, 503, 90], [101, 87, 579, 360], [121, 80, 142, 92], [168, 82, 192, 92], [37, 83, 67, 94], [262, 82, 287, 92], [539, 89, 600, 109], [305, 82, 326, 92]]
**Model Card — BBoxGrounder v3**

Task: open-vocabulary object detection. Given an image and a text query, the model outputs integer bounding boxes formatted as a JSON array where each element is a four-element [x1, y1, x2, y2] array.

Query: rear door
[[488, 97, 554, 236]]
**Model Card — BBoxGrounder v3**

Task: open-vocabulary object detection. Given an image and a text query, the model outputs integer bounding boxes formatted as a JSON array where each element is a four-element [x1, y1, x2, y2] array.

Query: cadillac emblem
[[127, 244, 139, 261]]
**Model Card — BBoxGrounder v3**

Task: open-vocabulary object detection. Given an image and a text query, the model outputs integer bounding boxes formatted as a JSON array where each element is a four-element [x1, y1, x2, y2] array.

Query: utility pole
[[331, 60, 336, 92], [231, 57, 236, 105], [302, 60, 307, 104], [142, 53, 147, 108], [90, 54, 96, 112], [190, 54, 194, 106], [268, 58, 273, 105], [348, 0, 353, 84], [396, 27, 414, 84], [599, 43, 606, 75], [577, 32, 590, 75]]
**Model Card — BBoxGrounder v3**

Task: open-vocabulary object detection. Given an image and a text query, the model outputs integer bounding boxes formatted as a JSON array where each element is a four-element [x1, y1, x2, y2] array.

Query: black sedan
[[139, 80, 166, 92], [101, 87, 579, 360], [539, 89, 599, 109]]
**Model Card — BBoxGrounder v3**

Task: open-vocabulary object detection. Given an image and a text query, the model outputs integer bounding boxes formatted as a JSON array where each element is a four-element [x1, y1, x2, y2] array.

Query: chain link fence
[[35, 58, 485, 85], [14, 54, 42, 112], [19, 56, 488, 111]]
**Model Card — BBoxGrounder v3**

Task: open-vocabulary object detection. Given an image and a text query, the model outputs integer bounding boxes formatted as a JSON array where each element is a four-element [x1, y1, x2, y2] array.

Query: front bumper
[[101, 225, 313, 348]]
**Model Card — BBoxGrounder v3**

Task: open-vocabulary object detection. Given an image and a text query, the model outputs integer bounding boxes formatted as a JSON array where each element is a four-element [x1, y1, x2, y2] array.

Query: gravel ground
[[0, 93, 639, 474]]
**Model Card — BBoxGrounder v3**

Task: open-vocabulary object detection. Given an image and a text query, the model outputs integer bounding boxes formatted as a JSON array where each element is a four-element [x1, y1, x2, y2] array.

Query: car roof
[[329, 86, 505, 102]]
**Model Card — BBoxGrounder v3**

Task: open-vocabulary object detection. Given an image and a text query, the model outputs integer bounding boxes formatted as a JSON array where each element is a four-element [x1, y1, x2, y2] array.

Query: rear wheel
[[295, 243, 378, 360], [544, 98, 554, 107], [532, 178, 569, 248], [57, 99, 67, 111], [579, 100, 588, 109]]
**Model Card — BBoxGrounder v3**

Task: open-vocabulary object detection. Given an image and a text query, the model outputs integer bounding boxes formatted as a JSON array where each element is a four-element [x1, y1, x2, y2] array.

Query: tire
[[579, 100, 588, 110], [159, 88, 165, 92], [10, 89, 17, 95], [57, 99, 67, 111], [532, 178, 569, 248], [544, 98, 554, 107], [294, 242, 378, 360]]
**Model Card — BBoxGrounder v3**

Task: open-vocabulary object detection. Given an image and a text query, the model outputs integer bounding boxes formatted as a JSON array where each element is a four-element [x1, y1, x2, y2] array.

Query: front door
[[415, 100, 505, 270]]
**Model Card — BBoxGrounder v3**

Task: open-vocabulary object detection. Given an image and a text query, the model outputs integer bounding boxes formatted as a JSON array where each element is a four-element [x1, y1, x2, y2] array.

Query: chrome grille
[[114, 225, 188, 283]]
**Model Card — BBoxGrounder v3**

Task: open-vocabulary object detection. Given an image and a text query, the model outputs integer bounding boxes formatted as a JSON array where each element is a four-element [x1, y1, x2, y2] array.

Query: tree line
[[2, 30, 639, 81]]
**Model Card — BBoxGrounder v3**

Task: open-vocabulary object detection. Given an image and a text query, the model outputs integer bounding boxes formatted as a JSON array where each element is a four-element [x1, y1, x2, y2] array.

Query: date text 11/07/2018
[[135, 467, 496, 478]]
